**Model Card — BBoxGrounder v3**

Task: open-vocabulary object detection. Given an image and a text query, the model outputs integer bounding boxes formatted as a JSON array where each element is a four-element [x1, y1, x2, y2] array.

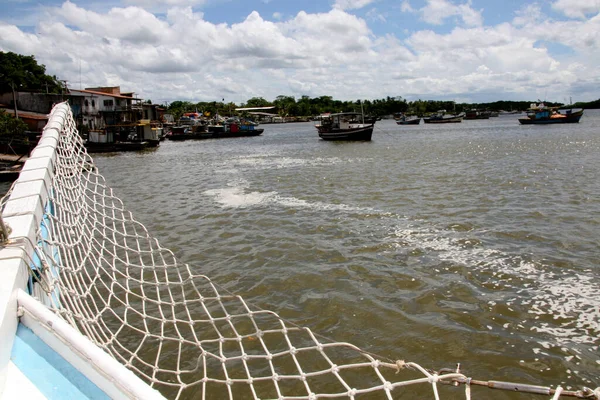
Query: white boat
[[315, 112, 374, 141]]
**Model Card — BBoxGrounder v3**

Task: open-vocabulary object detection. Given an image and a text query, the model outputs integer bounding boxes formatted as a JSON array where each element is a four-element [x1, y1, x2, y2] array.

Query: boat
[[167, 118, 263, 140], [518, 104, 584, 125], [84, 129, 152, 153], [135, 119, 162, 147], [315, 112, 374, 141], [464, 109, 490, 120], [206, 117, 264, 138], [85, 140, 150, 153], [396, 115, 421, 125], [422, 110, 463, 124], [166, 126, 197, 141], [363, 115, 381, 124]]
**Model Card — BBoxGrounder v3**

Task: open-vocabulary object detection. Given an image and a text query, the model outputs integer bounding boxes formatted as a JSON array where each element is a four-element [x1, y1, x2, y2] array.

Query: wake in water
[[202, 152, 599, 385], [203, 177, 599, 379]]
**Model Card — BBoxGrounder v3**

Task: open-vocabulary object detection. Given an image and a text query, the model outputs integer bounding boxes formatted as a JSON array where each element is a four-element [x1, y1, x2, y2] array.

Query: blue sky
[[1, 0, 599, 105]]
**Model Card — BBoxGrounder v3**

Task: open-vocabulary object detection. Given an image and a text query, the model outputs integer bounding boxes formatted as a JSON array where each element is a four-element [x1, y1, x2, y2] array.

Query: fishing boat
[[396, 115, 421, 125], [518, 104, 584, 125], [167, 118, 263, 140], [84, 128, 152, 153], [422, 110, 463, 124], [315, 112, 374, 141], [464, 109, 490, 120], [207, 118, 264, 138], [167, 126, 197, 141]]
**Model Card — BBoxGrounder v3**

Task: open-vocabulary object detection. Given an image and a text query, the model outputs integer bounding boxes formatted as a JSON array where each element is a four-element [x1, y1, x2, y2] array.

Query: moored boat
[[85, 127, 153, 153], [518, 104, 584, 125], [423, 110, 463, 124], [315, 112, 374, 141], [396, 115, 421, 125], [464, 109, 490, 120], [168, 118, 264, 140], [207, 118, 264, 138]]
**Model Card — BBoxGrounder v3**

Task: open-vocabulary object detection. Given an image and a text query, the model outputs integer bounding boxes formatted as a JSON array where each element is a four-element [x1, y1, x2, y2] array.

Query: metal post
[[11, 82, 18, 119]]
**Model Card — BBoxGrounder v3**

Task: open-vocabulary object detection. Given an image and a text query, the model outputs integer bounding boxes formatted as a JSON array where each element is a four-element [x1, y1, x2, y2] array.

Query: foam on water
[[203, 182, 375, 213], [204, 178, 600, 349], [203, 187, 275, 208], [213, 154, 348, 170], [390, 221, 600, 349]]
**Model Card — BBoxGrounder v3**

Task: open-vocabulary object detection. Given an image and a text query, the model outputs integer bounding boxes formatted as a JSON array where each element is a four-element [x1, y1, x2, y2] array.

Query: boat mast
[[360, 100, 364, 124]]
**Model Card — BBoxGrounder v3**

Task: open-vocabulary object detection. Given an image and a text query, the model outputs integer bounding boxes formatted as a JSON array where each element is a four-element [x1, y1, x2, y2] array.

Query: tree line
[[167, 96, 593, 120]]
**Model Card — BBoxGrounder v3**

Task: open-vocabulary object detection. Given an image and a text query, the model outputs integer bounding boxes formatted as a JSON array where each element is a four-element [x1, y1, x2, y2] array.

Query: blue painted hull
[[519, 109, 583, 125]]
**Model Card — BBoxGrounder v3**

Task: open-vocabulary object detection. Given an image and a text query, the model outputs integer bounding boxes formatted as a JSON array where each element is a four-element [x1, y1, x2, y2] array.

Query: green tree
[[0, 51, 62, 94], [274, 95, 297, 117], [0, 110, 28, 139], [243, 97, 271, 108]]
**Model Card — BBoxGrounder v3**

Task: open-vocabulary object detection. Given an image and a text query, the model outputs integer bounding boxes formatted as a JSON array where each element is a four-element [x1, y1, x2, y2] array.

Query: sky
[[0, 0, 599, 105]]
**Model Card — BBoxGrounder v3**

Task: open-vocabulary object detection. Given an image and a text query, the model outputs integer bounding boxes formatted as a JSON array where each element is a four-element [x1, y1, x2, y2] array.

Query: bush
[[0, 110, 27, 138]]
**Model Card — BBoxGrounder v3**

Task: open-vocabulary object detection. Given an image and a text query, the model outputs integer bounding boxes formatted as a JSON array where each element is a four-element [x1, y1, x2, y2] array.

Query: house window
[[91, 100, 96, 108], [85, 99, 89, 107], [104, 99, 114, 107]]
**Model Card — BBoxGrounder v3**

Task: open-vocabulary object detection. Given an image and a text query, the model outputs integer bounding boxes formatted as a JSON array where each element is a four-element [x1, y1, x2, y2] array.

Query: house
[[0, 107, 48, 132], [68, 87, 144, 131]]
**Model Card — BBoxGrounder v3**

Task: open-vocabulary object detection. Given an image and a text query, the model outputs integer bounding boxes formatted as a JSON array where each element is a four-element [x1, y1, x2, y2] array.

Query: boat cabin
[[318, 112, 367, 129]]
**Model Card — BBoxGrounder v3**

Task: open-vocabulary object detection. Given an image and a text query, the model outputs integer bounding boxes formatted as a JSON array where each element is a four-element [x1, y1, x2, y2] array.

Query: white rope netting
[[4, 102, 597, 400]]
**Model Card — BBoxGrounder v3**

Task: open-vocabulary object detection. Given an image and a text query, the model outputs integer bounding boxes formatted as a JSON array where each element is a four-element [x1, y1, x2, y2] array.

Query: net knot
[[395, 360, 406, 373]]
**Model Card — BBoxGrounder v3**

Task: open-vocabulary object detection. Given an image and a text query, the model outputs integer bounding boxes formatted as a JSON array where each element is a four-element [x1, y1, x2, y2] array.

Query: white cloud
[[420, 0, 483, 27], [366, 8, 386, 23], [552, 0, 600, 19], [124, 0, 207, 7], [1, 1, 599, 103], [513, 3, 544, 27], [333, 0, 376, 11], [56, 1, 169, 44], [400, 0, 414, 13]]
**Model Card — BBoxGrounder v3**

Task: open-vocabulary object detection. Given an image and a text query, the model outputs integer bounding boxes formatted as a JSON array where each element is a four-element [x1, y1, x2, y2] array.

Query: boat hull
[[518, 111, 583, 125], [423, 116, 462, 124], [85, 141, 151, 153], [317, 125, 374, 141], [167, 129, 264, 140], [397, 118, 421, 125], [518, 117, 582, 124]]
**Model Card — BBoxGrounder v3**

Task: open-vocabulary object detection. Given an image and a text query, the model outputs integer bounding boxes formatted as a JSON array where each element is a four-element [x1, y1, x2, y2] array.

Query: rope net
[[4, 103, 595, 400]]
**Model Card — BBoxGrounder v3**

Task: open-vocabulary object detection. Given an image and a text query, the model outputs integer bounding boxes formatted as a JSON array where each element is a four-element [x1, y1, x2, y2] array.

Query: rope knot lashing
[[395, 360, 406, 373]]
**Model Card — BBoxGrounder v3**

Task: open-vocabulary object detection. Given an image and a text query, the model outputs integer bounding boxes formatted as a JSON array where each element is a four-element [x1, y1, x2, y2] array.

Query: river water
[[93, 112, 599, 398]]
